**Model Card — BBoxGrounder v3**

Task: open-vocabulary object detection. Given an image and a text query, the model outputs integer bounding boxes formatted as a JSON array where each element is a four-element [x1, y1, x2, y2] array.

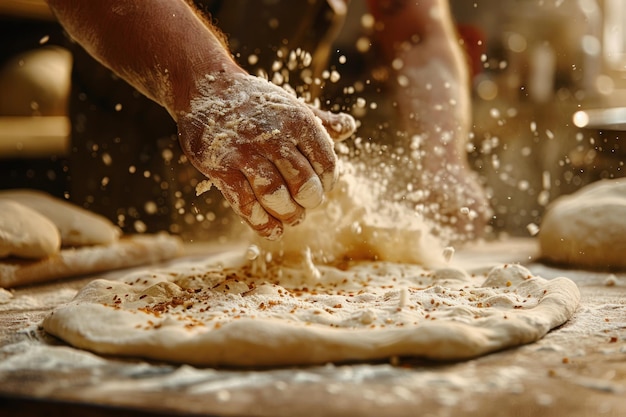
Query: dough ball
[[539, 179, 626, 270], [0, 189, 121, 247], [0, 200, 61, 259], [0, 46, 72, 116]]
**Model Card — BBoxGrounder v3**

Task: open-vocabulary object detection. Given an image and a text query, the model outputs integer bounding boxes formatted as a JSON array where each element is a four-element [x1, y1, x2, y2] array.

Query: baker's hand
[[177, 72, 356, 240]]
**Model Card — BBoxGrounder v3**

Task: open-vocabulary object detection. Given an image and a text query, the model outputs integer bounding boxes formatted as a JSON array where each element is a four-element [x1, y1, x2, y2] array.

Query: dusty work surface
[[0, 239, 624, 417]]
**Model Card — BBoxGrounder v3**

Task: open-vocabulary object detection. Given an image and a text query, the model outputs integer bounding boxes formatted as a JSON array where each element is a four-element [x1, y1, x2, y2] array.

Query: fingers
[[274, 154, 324, 209], [178, 74, 357, 240], [211, 147, 329, 240], [211, 170, 287, 241], [280, 115, 338, 193], [309, 106, 357, 142], [240, 155, 305, 225]]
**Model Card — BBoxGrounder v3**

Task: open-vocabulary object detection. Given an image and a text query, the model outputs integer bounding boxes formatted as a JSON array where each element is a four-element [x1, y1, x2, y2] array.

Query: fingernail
[[248, 201, 283, 240], [248, 201, 270, 227], [261, 185, 299, 216], [294, 177, 323, 208]]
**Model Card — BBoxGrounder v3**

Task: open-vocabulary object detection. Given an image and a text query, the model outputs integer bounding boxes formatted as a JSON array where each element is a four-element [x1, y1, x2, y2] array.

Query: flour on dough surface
[[43, 251, 580, 367]]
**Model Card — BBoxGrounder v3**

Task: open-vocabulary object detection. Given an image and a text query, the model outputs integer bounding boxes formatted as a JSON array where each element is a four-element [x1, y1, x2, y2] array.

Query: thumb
[[309, 106, 356, 142]]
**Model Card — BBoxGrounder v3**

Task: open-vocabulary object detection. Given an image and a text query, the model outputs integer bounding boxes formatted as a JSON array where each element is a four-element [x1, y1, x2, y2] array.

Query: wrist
[[169, 42, 247, 120]]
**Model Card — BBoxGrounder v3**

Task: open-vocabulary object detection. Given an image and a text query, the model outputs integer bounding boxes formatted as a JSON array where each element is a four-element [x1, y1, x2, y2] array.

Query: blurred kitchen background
[[1, 0, 625, 240]]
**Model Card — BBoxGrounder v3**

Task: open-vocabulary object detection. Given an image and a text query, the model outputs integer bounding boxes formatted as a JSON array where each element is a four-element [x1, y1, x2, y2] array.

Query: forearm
[[397, 40, 471, 160], [46, 0, 243, 118], [368, 0, 471, 157]]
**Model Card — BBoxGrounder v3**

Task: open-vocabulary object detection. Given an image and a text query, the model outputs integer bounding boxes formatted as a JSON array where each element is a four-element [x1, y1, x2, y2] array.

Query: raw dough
[[0, 200, 61, 259], [0, 189, 120, 247], [539, 178, 626, 270], [44, 164, 579, 367], [0, 234, 183, 288], [43, 253, 580, 367]]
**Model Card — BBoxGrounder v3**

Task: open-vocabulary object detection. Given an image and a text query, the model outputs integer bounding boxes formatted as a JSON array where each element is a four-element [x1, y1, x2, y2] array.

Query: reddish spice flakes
[[609, 336, 618, 343], [562, 357, 570, 364], [333, 304, 343, 309]]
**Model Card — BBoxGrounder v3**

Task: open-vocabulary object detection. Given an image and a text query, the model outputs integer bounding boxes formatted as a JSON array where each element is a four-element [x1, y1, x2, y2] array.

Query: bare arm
[[46, 0, 356, 240], [367, 0, 490, 239], [367, 0, 470, 157], [46, 0, 237, 118]]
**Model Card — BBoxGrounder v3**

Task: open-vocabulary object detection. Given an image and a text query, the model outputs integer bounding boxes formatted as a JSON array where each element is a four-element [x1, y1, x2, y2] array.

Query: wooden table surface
[[1, 239, 625, 417]]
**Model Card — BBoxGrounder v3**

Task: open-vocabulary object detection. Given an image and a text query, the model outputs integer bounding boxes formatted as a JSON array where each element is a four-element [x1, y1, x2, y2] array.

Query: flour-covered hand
[[177, 72, 356, 240]]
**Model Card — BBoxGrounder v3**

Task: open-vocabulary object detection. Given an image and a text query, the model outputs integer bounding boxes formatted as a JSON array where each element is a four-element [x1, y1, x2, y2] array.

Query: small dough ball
[[0, 189, 121, 247], [539, 179, 626, 270], [0, 200, 61, 259], [0, 46, 72, 116]]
